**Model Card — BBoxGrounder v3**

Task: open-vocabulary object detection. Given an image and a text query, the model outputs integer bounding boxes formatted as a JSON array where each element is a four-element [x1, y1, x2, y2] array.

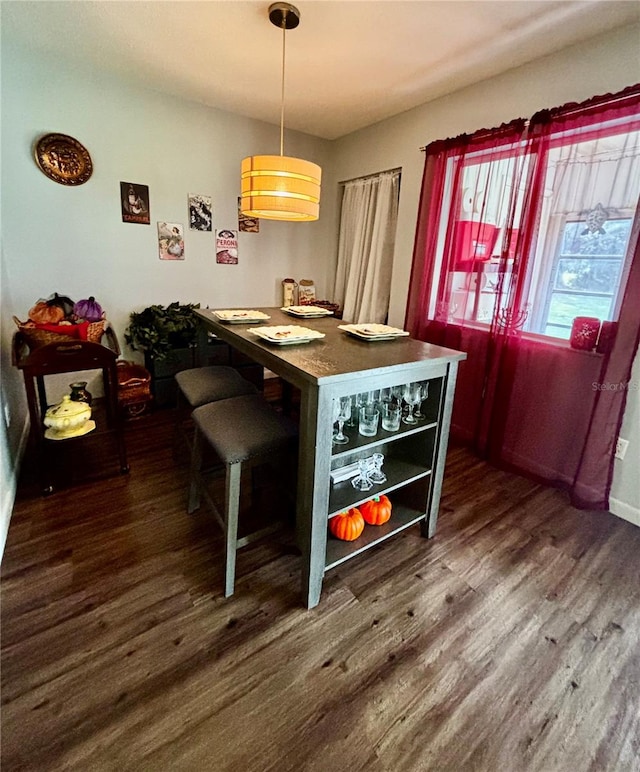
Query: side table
[[13, 335, 129, 494]]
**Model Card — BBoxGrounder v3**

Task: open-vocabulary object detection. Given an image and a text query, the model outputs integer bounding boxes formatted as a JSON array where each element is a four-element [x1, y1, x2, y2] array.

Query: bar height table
[[196, 308, 466, 608]]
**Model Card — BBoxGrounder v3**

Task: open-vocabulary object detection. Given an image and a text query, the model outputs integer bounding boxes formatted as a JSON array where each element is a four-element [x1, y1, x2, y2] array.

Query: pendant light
[[241, 2, 321, 222]]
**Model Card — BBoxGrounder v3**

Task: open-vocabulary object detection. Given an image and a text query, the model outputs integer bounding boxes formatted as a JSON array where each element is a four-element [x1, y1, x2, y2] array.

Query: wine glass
[[391, 384, 404, 405], [368, 452, 387, 484], [351, 458, 373, 491], [414, 381, 430, 421], [332, 396, 351, 445], [402, 382, 422, 425], [379, 387, 393, 407], [358, 390, 378, 409], [345, 395, 358, 428]]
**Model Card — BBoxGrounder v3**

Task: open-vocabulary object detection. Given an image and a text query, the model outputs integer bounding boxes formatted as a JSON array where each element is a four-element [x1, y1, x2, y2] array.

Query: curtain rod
[[419, 86, 640, 151], [338, 167, 401, 185], [419, 121, 528, 152]]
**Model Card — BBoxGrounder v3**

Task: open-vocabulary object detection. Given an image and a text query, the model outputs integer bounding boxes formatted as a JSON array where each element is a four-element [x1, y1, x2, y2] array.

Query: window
[[541, 215, 633, 338], [431, 122, 640, 340], [405, 86, 640, 511]]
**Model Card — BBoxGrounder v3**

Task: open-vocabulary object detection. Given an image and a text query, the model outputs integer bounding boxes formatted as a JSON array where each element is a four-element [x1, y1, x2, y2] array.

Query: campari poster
[[215, 229, 238, 264]]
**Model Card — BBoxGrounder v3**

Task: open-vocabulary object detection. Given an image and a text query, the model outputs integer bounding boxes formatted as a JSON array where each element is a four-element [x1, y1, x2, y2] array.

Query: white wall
[[2, 38, 334, 339], [610, 352, 640, 526], [330, 24, 640, 521], [0, 36, 335, 556]]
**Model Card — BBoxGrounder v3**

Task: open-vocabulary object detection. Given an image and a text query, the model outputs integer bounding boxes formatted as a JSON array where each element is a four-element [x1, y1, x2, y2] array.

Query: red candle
[[570, 317, 600, 351]]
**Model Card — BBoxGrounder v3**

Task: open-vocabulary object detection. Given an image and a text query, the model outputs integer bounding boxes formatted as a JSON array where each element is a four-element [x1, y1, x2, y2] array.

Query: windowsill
[[520, 331, 604, 356], [447, 320, 605, 356]]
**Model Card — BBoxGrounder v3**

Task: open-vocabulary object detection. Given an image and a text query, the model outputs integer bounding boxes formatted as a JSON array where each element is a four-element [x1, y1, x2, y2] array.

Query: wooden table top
[[196, 307, 465, 387]]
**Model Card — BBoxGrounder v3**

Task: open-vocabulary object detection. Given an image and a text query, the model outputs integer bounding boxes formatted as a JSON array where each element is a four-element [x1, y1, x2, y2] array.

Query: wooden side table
[[13, 334, 129, 494]]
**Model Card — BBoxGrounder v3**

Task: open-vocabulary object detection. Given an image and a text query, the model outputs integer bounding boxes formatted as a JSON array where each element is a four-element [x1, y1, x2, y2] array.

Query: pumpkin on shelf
[[329, 507, 364, 541], [361, 495, 392, 526]]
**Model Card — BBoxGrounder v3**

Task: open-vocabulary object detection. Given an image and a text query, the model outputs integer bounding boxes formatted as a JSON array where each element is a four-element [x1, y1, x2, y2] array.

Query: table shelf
[[331, 419, 438, 459], [325, 503, 427, 571], [328, 459, 431, 517]]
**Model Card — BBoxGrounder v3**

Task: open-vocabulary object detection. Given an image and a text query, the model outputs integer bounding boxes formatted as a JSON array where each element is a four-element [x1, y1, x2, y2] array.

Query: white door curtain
[[334, 170, 400, 323]]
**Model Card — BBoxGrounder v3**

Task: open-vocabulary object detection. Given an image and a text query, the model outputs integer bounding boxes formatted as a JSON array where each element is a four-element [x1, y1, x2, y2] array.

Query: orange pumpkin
[[360, 495, 392, 526], [28, 300, 64, 325], [329, 507, 364, 541]]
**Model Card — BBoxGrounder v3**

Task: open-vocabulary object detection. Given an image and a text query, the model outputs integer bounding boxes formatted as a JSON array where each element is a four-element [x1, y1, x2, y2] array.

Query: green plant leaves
[[125, 302, 201, 360]]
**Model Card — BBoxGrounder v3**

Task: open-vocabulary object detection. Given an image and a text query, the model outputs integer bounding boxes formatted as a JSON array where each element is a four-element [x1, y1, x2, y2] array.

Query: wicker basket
[[13, 316, 106, 349], [116, 360, 152, 418]]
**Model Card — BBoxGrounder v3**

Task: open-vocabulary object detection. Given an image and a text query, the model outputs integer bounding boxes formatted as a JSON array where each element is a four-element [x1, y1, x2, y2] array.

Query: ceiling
[[4, 1, 639, 140]]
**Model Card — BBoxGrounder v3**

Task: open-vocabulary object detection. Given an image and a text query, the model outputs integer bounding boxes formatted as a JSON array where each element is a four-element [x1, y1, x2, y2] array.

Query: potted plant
[[125, 302, 201, 406], [125, 302, 200, 361]]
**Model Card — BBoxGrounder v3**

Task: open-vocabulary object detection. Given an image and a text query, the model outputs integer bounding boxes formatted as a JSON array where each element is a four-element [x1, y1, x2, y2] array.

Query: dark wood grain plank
[[2, 397, 639, 772]]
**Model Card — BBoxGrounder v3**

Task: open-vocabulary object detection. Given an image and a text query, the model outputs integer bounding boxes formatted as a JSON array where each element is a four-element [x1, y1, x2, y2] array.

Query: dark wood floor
[[2, 390, 640, 771]]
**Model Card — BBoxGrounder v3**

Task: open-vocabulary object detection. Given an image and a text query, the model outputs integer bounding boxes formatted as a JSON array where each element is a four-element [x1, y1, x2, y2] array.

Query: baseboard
[[0, 417, 30, 562], [609, 497, 640, 528]]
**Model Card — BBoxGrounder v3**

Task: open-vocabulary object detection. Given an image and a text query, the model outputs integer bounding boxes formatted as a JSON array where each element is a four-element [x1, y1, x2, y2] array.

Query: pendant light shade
[[241, 155, 321, 221], [241, 3, 321, 222]]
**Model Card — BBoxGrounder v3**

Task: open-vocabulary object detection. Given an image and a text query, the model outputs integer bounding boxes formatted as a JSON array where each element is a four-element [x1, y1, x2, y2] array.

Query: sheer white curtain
[[333, 170, 400, 323]]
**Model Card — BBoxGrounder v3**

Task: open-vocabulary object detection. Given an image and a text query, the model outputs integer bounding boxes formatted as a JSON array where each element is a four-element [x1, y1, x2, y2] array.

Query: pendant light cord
[[280, 17, 286, 157]]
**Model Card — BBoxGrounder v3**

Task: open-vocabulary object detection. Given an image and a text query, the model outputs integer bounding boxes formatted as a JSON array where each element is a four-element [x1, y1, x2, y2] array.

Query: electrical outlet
[[615, 437, 629, 460]]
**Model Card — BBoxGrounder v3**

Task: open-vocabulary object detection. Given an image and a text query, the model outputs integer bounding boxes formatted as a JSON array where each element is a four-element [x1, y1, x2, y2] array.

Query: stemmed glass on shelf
[[413, 382, 430, 421], [391, 384, 404, 405], [345, 395, 358, 428], [402, 382, 422, 425], [332, 396, 351, 445]]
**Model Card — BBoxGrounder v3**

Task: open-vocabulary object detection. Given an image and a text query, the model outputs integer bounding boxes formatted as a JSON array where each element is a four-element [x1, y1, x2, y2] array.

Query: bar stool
[[188, 393, 298, 597], [174, 365, 258, 452]]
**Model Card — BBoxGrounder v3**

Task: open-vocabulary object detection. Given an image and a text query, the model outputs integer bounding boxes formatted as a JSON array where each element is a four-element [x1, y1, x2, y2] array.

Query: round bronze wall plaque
[[34, 133, 93, 186]]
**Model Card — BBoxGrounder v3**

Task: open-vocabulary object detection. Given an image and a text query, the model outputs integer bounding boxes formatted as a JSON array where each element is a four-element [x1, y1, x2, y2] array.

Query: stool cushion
[[175, 366, 257, 408], [192, 394, 298, 464]]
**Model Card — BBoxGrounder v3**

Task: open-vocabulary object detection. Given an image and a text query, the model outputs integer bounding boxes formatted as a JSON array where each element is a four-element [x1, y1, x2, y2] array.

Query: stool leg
[[173, 388, 188, 460], [224, 461, 242, 598], [188, 427, 203, 514]]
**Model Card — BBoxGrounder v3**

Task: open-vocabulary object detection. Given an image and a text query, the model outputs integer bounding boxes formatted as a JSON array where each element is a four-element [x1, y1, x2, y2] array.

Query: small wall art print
[[189, 194, 212, 232], [238, 197, 259, 233], [158, 221, 185, 260], [216, 229, 238, 264], [121, 182, 150, 224]]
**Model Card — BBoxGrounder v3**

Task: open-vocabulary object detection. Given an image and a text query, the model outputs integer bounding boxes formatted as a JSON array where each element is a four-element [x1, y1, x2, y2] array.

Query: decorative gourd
[[329, 507, 364, 541], [361, 495, 392, 526], [46, 293, 75, 319], [28, 300, 64, 325], [74, 296, 103, 322]]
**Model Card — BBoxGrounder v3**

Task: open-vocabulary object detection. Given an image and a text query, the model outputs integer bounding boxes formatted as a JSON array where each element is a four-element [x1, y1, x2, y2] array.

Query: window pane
[[545, 293, 613, 337], [553, 258, 621, 293], [561, 219, 632, 257]]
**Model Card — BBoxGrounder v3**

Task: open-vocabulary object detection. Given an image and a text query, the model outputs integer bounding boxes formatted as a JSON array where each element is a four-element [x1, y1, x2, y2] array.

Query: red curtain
[[406, 86, 640, 509]]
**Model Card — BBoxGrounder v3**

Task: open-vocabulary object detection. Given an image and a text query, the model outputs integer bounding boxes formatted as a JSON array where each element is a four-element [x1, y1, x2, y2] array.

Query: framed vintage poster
[[121, 182, 150, 224], [189, 194, 212, 231], [216, 229, 238, 264], [158, 221, 185, 260]]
